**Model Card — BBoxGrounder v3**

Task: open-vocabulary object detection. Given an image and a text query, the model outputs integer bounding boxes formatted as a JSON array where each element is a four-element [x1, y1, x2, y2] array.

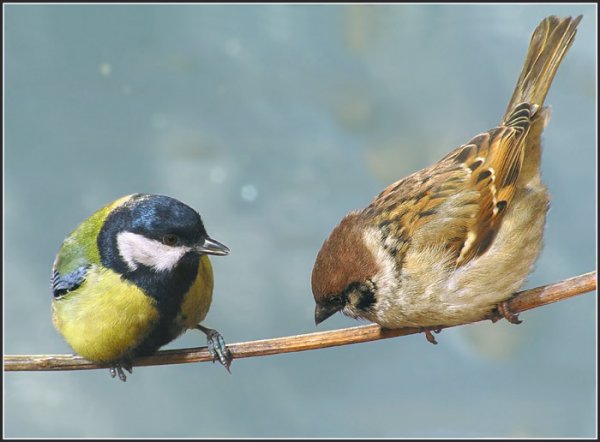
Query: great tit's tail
[[503, 15, 582, 123]]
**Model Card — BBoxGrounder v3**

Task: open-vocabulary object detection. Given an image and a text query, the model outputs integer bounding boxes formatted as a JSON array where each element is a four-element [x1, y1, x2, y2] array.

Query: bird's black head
[[127, 194, 208, 247], [98, 194, 229, 276]]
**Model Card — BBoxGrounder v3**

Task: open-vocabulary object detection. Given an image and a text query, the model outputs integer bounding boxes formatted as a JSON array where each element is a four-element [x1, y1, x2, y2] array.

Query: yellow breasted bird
[[51, 193, 231, 381]]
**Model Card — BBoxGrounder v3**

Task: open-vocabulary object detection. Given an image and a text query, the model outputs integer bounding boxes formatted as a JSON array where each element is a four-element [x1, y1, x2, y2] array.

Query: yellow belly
[[52, 266, 159, 362], [52, 256, 215, 362], [177, 255, 214, 329]]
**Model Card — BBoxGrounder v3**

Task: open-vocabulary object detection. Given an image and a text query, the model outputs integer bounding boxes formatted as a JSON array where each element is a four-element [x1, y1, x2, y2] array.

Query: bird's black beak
[[315, 303, 341, 325], [195, 237, 230, 256]]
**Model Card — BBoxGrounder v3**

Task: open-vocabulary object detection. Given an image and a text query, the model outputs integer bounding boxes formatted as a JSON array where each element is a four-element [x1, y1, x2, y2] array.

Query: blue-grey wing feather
[[51, 266, 89, 298]]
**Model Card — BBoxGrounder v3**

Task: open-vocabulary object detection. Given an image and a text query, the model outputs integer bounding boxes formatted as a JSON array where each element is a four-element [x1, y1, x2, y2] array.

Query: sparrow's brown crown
[[311, 212, 378, 303]]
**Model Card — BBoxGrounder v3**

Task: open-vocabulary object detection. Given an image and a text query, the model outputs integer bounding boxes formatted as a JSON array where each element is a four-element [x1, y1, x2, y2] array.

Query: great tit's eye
[[162, 234, 179, 246]]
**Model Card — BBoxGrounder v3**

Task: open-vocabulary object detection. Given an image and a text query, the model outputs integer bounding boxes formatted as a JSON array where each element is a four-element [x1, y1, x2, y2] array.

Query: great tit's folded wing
[[51, 265, 90, 298]]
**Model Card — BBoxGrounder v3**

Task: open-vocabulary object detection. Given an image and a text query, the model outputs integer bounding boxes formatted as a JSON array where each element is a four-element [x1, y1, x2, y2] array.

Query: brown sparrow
[[311, 15, 582, 343]]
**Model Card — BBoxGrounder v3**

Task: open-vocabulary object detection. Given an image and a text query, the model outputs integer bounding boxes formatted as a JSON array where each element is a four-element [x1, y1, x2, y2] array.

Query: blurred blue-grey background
[[3, 4, 596, 438]]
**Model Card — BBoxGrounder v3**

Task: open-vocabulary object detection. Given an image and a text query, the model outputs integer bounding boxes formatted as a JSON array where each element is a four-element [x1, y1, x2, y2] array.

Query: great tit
[[51, 193, 231, 381]]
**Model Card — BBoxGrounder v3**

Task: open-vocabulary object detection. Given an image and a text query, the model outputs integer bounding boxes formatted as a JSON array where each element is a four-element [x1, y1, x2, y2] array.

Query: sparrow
[[311, 15, 582, 343], [51, 193, 232, 381]]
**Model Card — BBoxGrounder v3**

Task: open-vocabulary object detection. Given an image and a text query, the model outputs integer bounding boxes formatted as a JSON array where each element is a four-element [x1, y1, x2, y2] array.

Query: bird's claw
[[421, 328, 439, 345], [109, 360, 133, 382], [207, 330, 233, 372], [197, 325, 233, 373], [496, 300, 523, 324]]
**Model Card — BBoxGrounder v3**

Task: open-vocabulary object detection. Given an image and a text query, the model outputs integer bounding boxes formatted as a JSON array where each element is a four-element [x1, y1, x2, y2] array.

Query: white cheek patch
[[116, 231, 190, 272], [362, 226, 399, 309]]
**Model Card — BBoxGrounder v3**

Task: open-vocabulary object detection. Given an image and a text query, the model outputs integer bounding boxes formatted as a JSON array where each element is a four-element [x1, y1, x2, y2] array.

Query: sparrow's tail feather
[[503, 15, 582, 123]]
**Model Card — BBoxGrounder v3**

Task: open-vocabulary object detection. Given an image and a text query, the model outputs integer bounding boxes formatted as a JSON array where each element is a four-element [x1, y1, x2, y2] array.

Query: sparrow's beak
[[314, 303, 341, 325], [195, 237, 230, 256]]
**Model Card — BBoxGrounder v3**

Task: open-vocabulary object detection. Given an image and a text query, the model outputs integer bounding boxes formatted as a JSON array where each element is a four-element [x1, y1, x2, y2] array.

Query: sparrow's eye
[[334, 292, 350, 307], [162, 234, 179, 246]]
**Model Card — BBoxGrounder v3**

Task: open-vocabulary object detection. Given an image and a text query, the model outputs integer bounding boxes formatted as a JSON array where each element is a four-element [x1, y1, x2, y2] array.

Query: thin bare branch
[[4, 271, 596, 373]]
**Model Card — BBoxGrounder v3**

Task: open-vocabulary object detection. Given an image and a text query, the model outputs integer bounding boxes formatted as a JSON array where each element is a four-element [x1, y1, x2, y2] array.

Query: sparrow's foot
[[197, 324, 233, 373], [421, 328, 439, 345], [109, 359, 133, 382], [497, 300, 523, 324], [489, 311, 502, 323]]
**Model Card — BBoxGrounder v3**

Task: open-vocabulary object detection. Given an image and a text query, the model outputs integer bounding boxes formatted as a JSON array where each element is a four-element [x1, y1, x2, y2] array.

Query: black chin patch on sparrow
[[344, 281, 377, 313]]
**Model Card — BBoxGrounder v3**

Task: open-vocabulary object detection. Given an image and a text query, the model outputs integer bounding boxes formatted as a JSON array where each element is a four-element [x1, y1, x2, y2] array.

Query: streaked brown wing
[[364, 102, 535, 268]]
